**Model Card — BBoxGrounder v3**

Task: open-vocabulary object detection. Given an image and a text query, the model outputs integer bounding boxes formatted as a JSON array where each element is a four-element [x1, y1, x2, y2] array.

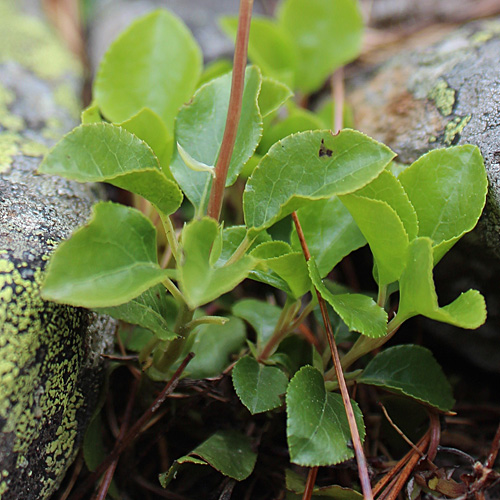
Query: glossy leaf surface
[[244, 129, 395, 232], [42, 202, 169, 308], [232, 356, 288, 414], [159, 430, 257, 486], [359, 345, 455, 411], [278, 0, 363, 93], [286, 366, 365, 466], [94, 9, 202, 129], [309, 258, 387, 338], [171, 66, 263, 211], [178, 218, 256, 309], [396, 237, 486, 328], [39, 123, 182, 216], [291, 197, 366, 278]]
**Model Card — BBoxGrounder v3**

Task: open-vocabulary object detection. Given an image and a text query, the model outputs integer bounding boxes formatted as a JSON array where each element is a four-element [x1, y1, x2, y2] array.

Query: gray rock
[[0, 1, 115, 498], [348, 18, 500, 371]]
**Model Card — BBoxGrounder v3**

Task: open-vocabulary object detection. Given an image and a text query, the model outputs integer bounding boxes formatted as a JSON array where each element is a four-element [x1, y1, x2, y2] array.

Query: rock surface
[[348, 18, 500, 371], [0, 1, 115, 498]]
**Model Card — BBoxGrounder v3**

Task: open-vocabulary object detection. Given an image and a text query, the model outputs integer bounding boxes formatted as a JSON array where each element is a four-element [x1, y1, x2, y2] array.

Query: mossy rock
[[0, 1, 116, 498]]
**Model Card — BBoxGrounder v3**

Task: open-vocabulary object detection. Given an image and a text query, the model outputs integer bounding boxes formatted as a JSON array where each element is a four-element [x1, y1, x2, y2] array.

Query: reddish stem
[[292, 212, 373, 500], [207, 0, 254, 221], [302, 467, 319, 500]]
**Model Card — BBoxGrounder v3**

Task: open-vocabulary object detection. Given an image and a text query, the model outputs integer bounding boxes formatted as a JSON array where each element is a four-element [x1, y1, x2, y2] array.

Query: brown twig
[[291, 211, 373, 500], [93, 378, 139, 500], [207, 0, 254, 221], [302, 467, 319, 500], [71, 353, 194, 500], [486, 422, 500, 469]]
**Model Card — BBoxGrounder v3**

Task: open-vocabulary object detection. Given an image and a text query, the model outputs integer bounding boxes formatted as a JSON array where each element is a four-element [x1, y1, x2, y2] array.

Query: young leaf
[[159, 430, 257, 487], [398, 146, 487, 255], [286, 365, 365, 466], [215, 226, 271, 266], [42, 202, 169, 308], [171, 66, 263, 211], [250, 241, 311, 298], [339, 194, 409, 286], [258, 76, 293, 118], [178, 218, 256, 309], [220, 16, 297, 87], [244, 129, 396, 232], [81, 102, 102, 124], [290, 197, 366, 278], [232, 356, 288, 414], [278, 0, 363, 93], [232, 299, 282, 348], [308, 258, 387, 338], [97, 284, 177, 340], [359, 345, 455, 411], [395, 237, 486, 328], [94, 9, 202, 129], [39, 123, 183, 217], [118, 107, 173, 175], [185, 317, 246, 379], [354, 169, 418, 241]]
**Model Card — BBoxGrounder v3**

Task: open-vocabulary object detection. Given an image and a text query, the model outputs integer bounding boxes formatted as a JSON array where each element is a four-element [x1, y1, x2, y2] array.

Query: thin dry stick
[[292, 212, 373, 500], [93, 378, 139, 500], [302, 467, 319, 500], [71, 353, 194, 500], [331, 68, 345, 134], [486, 423, 500, 469], [207, 0, 254, 221]]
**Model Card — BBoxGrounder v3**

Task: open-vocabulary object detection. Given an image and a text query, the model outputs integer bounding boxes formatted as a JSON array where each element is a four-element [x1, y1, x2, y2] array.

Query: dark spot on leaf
[[319, 139, 333, 158]]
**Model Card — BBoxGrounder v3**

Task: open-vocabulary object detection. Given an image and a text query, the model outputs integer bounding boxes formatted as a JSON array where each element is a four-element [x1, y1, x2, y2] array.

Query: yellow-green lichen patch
[[54, 82, 81, 121], [0, 0, 81, 81], [0, 132, 20, 173], [20, 140, 49, 158], [444, 115, 471, 145], [0, 255, 88, 497], [0, 85, 24, 132], [428, 79, 456, 117]]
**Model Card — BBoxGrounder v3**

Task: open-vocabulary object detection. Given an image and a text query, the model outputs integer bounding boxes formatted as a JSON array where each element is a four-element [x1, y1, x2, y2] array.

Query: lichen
[[0, 2, 81, 81], [443, 115, 471, 145], [0, 255, 88, 497], [428, 79, 456, 117]]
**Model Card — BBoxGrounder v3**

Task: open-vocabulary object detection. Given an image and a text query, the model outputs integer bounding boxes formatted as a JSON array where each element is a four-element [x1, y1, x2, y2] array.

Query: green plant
[[39, 1, 488, 498]]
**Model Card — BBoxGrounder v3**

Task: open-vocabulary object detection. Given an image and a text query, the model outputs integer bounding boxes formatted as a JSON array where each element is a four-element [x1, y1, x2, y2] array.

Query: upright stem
[[292, 212, 373, 500], [207, 0, 254, 221]]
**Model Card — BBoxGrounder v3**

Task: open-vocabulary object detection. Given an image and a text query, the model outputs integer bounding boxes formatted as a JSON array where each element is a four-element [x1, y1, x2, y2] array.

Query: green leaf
[[232, 356, 288, 414], [185, 317, 246, 379], [178, 218, 256, 309], [286, 366, 365, 466], [339, 194, 409, 285], [42, 202, 169, 308], [39, 123, 183, 217], [94, 9, 202, 129], [259, 106, 324, 153], [250, 241, 311, 298], [244, 129, 396, 232], [97, 284, 176, 340], [171, 66, 263, 211], [291, 197, 366, 278], [308, 258, 387, 338], [119, 327, 155, 353], [81, 102, 102, 124], [118, 108, 173, 176], [215, 225, 271, 266], [159, 430, 257, 487], [278, 0, 363, 93], [259, 76, 293, 118], [220, 16, 297, 87], [232, 298, 282, 348], [396, 237, 486, 328], [198, 59, 232, 87], [398, 146, 488, 257], [316, 98, 354, 130], [359, 345, 455, 411], [354, 169, 418, 241]]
